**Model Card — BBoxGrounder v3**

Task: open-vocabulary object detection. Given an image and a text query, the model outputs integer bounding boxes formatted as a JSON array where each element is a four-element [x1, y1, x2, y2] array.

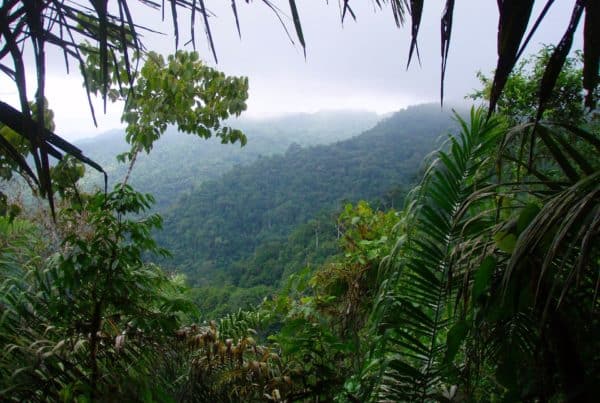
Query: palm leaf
[[0, 134, 39, 186], [504, 171, 600, 313], [536, 0, 585, 122], [288, 0, 306, 57], [199, 0, 218, 63], [407, 0, 423, 68], [440, 0, 455, 105], [341, 0, 357, 23], [231, 0, 242, 37], [0, 101, 104, 175], [583, 1, 600, 108], [489, 0, 535, 114], [368, 108, 505, 401], [515, 0, 556, 62]]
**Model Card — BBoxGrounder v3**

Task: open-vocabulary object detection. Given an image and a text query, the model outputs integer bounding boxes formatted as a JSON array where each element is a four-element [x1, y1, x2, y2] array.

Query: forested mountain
[[77, 110, 378, 210], [3, 1, 598, 400], [157, 104, 461, 286]]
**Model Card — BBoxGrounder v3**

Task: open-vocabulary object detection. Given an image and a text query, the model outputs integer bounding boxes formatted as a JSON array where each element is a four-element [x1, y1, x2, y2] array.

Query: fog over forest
[[1, 1, 597, 402]]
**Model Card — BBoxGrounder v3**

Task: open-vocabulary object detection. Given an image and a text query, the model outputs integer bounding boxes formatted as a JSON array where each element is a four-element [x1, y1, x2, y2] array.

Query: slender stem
[[122, 146, 140, 187]]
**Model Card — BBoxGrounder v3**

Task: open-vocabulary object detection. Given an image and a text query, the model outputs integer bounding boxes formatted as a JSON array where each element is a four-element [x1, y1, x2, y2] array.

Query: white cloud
[[3, 1, 583, 141]]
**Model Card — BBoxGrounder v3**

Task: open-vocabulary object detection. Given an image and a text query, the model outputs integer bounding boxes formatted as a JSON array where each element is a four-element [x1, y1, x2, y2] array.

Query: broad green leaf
[[516, 203, 540, 234], [472, 256, 496, 302], [495, 231, 517, 253], [444, 320, 468, 364]]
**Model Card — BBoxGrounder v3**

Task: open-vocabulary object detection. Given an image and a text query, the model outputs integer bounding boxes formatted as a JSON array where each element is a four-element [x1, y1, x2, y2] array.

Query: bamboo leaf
[[288, 0, 306, 57]]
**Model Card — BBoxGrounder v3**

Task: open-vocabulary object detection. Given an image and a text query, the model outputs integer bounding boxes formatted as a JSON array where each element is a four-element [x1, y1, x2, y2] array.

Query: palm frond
[[368, 108, 505, 401], [504, 171, 599, 311], [583, 1, 600, 108], [440, 0, 455, 105], [536, 0, 585, 122], [494, 121, 600, 314]]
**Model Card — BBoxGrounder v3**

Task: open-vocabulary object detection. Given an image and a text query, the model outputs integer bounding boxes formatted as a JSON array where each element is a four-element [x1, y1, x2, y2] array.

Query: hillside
[[157, 104, 462, 287], [77, 110, 379, 210]]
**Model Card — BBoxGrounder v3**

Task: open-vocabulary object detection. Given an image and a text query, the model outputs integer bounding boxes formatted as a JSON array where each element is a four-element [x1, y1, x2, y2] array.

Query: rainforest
[[0, 1, 598, 402]]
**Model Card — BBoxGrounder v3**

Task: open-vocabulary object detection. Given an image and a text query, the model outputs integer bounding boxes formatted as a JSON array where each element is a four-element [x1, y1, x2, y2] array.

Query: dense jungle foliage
[[148, 104, 458, 318], [1, 0, 599, 401], [74, 111, 379, 211], [157, 104, 457, 284], [2, 47, 598, 401]]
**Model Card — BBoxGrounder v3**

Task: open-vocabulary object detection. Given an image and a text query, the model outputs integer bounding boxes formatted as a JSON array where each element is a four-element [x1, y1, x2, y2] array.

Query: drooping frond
[[495, 121, 600, 317]]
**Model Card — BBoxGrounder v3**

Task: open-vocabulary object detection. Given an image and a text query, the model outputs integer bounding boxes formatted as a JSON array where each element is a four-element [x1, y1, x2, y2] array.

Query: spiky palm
[[366, 108, 505, 401], [366, 109, 599, 401]]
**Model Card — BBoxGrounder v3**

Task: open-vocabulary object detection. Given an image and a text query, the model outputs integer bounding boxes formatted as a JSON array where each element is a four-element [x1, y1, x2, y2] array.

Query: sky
[[1, 1, 583, 141]]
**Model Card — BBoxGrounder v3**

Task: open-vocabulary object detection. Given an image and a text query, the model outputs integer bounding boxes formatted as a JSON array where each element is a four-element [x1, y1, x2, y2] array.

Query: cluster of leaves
[[74, 47, 251, 177], [0, 186, 196, 401], [246, 202, 401, 401], [81, 48, 249, 159], [469, 46, 596, 125], [171, 311, 298, 402], [310, 202, 400, 339]]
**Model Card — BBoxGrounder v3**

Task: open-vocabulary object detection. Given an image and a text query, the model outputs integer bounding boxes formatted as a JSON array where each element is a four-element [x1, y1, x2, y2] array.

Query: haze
[[0, 1, 582, 141]]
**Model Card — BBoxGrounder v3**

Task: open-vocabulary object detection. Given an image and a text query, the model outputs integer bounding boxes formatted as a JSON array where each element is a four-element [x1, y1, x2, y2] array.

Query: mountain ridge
[[75, 110, 380, 210], [156, 103, 465, 286]]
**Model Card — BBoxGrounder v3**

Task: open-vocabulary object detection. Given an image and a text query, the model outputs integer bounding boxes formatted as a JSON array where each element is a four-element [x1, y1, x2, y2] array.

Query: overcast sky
[[1, 1, 583, 141]]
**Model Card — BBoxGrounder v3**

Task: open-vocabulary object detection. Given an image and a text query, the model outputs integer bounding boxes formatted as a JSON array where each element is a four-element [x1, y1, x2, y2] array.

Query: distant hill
[[156, 104, 463, 286], [76, 110, 379, 210]]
